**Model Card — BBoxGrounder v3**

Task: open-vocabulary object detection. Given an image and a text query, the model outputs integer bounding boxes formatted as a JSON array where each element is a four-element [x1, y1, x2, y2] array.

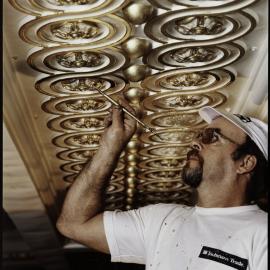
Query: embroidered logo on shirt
[[199, 246, 248, 270]]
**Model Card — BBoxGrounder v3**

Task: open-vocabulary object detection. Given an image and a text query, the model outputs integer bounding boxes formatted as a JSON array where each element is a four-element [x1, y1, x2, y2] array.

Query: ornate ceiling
[[4, 0, 268, 239]]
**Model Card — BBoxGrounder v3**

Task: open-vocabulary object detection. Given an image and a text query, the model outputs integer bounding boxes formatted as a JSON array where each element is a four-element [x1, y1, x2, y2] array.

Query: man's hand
[[100, 97, 137, 154]]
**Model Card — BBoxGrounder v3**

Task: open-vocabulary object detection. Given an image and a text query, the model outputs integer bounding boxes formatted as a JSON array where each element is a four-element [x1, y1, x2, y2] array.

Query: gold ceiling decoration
[[141, 69, 234, 93], [28, 47, 128, 74], [8, 0, 127, 15], [145, 11, 256, 43], [8, 0, 261, 211], [148, 0, 258, 9], [145, 42, 245, 70], [20, 14, 131, 47], [48, 113, 107, 132], [36, 74, 126, 96]]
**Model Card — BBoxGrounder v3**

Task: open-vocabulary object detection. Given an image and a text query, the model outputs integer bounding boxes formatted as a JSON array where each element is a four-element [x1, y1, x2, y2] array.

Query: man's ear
[[236, 155, 257, 174]]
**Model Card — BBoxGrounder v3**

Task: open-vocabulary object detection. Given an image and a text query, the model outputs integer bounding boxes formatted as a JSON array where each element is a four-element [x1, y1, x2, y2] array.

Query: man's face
[[182, 116, 247, 188]]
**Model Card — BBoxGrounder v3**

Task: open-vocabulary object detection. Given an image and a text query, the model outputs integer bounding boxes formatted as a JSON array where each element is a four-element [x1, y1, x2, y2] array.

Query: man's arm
[[56, 98, 137, 253]]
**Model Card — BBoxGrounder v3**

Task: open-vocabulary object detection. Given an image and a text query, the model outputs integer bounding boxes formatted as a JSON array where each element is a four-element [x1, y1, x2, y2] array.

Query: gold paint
[[65, 99, 104, 111], [121, 37, 152, 59], [175, 16, 226, 35], [170, 47, 217, 63], [123, 2, 154, 25], [72, 134, 101, 145], [162, 73, 210, 88], [56, 51, 103, 68], [46, 0, 95, 5], [123, 65, 151, 82], [124, 87, 145, 103], [51, 21, 99, 40]]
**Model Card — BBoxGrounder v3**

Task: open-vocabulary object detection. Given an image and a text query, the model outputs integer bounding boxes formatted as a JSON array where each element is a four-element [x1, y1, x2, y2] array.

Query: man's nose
[[190, 138, 202, 151]]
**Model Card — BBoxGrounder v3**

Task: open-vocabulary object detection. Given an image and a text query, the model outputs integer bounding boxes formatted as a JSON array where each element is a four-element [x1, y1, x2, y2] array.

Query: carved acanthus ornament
[[69, 117, 104, 129], [161, 73, 210, 88], [51, 21, 99, 40], [61, 78, 108, 92], [65, 99, 105, 111], [46, 0, 95, 5], [175, 16, 226, 35], [72, 134, 101, 145], [170, 47, 217, 63], [56, 52, 103, 68]]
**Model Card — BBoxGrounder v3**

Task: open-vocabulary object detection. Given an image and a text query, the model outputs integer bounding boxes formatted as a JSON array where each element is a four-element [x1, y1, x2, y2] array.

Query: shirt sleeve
[[103, 208, 148, 264]]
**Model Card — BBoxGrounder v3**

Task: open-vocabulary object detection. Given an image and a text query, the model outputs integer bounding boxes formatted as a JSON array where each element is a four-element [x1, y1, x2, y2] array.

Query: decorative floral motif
[[154, 114, 201, 127], [154, 131, 196, 143], [46, 0, 95, 5], [175, 16, 225, 35], [164, 95, 203, 107], [150, 147, 188, 157], [69, 117, 104, 129], [163, 73, 209, 88], [51, 21, 99, 40], [70, 150, 97, 159], [148, 159, 186, 168], [65, 99, 105, 111], [61, 78, 108, 92], [72, 134, 101, 145], [170, 47, 217, 63], [56, 52, 103, 68]]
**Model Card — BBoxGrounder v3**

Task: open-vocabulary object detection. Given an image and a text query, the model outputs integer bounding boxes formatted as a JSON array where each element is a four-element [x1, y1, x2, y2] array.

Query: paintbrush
[[95, 88, 161, 138]]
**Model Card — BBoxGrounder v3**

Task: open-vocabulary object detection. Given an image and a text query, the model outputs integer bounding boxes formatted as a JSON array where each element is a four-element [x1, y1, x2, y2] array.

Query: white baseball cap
[[199, 106, 268, 160]]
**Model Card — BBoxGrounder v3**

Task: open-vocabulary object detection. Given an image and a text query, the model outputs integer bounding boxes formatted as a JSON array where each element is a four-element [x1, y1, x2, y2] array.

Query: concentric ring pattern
[[9, 0, 260, 210]]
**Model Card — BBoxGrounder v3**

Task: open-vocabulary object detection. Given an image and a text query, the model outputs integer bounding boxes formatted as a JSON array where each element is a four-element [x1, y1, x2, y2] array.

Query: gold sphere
[[127, 188, 134, 197], [123, 64, 151, 82], [127, 154, 138, 163], [124, 87, 145, 102], [123, 2, 155, 25], [127, 177, 135, 185], [121, 37, 152, 59]]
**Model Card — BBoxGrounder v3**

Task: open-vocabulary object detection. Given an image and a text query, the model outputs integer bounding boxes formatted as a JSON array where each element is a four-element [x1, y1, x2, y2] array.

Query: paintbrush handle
[[96, 88, 157, 133]]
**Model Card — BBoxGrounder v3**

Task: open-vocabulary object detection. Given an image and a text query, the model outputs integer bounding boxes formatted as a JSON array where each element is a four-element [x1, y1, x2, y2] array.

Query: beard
[[182, 149, 204, 188]]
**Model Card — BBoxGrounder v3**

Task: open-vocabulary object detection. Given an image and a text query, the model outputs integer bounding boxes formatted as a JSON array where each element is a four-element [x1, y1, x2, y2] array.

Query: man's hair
[[231, 136, 268, 210]]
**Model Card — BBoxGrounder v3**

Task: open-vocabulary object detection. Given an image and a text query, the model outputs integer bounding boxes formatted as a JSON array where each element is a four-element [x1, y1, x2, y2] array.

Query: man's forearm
[[57, 144, 122, 227]]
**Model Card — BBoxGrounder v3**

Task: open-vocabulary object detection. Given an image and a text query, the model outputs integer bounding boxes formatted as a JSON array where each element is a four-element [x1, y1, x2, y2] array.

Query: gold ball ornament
[[124, 87, 146, 103], [123, 64, 151, 82], [123, 2, 155, 25], [121, 37, 152, 59]]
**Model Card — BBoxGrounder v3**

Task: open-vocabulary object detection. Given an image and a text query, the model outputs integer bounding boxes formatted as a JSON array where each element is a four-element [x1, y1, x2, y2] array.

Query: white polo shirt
[[103, 203, 267, 270]]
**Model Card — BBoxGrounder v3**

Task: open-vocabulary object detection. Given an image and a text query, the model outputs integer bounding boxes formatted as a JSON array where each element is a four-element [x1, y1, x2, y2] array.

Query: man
[[57, 98, 268, 270]]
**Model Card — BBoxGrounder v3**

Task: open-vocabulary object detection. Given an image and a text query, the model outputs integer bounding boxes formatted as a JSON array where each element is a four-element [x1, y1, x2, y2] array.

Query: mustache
[[186, 149, 204, 163]]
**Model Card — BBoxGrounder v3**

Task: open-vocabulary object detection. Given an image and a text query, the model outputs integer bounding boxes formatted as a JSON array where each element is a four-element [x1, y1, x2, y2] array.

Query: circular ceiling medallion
[[20, 14, 131, 47], [48, 113, 107, 132], [143, 111, 206, 129], [28, 47, 128, 74], [142, 92, 226, 112], [137, 180, 185, 192], [57, 147, 99, 161], [36, 74, 126, 97], [139, 157, 186, 170], [141, 69, 234, 94], [145, 10, 256, 43], [52, 130, 104, 147], [145, 42, 245, 70], [9, 0, 127, 15], [42, 96, 111, 115], [139, 144, 189, 158], [148, 0, 258, 9], [57, 147, 125, 161], [138, 169, 182, 181], [140, 128, 199, 145], [60, 160, 125, 173]]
